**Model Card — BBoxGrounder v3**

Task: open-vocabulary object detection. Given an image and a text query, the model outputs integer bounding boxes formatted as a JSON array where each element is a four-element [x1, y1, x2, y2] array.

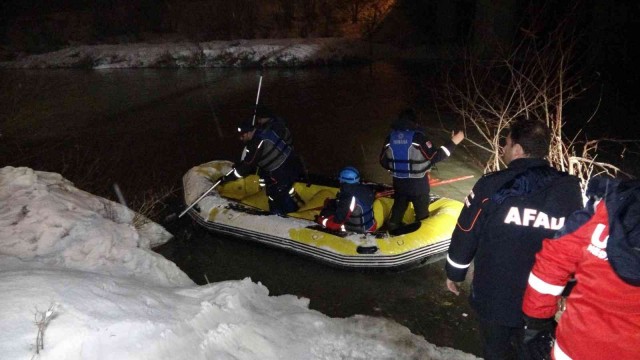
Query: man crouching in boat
[[315, 166, 377, 234], [222, 106, 304, 215]]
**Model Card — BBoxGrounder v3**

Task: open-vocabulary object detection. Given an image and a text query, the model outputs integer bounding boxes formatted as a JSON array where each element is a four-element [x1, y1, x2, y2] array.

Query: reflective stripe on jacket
[[334, 183, 377, 233], [344, 195, 376, 232], [445, 158, 583, 327], [523, 199, 640, 360]]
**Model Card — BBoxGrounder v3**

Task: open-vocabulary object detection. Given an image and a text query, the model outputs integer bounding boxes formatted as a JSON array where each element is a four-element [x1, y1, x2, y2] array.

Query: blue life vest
[[347, 197, 375, 232], [264, 116, 293, 147], [341, 183, 376, 233], [254, 128, 292, 172], [382, 130, 430, 178]]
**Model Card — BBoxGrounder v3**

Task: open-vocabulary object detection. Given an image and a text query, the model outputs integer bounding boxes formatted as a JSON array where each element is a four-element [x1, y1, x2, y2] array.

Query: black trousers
[[388, 193, 430, 228], [478, 317, 525, 360], [265, 180, 298, 215], [262, 157, 303, 215]]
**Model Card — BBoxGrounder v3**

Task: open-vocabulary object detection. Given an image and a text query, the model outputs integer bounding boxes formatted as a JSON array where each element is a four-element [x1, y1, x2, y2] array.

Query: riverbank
[[0, 37, 450, 69]]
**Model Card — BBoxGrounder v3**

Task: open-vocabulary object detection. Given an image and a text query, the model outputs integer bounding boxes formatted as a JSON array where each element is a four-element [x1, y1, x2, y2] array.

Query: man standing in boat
[[223, 105, 303, 215], [379, 108, 464, 231], [444, 117, 583, 360], [315, 166, 377, 234]]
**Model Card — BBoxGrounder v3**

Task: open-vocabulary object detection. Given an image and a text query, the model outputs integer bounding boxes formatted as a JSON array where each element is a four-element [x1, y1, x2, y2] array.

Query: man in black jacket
[[379, 108, 464, 231], [444, 117, 583, 360], [224, 106, 303, 215]]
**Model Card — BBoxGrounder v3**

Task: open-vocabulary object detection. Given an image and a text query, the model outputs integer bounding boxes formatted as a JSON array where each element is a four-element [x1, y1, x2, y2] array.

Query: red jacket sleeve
[[522, 201, 606, 318]]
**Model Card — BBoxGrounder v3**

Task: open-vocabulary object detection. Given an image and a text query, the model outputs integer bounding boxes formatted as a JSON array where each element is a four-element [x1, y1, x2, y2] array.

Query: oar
[[251, 75, 263, 127], [178, 169, 234, 218], [375, 174, 475, 198]]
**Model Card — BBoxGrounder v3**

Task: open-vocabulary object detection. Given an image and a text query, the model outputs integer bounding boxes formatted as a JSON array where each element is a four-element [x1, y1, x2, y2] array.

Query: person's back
[[336, 182, 376, 233], [316, 166, 377, 234], [255, 104, 293, 146], [445, 117, 583, 359], [227, 105, 302, 215], [379, 108, 463, 230], [253, 104, 301, 183], [380, 114, 432, 180], [522, 176, 640, 360], [466, 160, 581, 325]]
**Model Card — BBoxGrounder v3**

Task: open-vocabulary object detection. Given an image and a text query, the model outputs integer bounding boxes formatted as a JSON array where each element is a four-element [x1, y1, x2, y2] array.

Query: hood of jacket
[[591, 176, 640, 286]]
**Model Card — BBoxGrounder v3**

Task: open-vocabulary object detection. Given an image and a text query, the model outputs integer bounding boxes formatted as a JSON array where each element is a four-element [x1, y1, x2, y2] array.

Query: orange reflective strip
[[456, 198, 488, 232]]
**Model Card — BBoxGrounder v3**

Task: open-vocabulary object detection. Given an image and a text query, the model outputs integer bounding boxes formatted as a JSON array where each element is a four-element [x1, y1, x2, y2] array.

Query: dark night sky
[[0, 0, 102, 21], [0, 0, 161, 16]]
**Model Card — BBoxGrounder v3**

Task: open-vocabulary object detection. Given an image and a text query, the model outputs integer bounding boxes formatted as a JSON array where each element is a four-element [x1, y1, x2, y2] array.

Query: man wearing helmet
[[315, 166, 377, 234], [224, 105, 303, 215], [380, 108, 464, 231]]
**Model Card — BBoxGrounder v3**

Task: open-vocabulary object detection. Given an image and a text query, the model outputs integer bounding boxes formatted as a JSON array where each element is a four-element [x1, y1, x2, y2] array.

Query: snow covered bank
[[0, 38, 382, 69], [0, 166, 479, 359]]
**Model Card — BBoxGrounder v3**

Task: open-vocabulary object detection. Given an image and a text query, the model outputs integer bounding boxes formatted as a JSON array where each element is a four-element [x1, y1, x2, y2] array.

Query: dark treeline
[[0, 0, 638, 113], [0, 0, 390, 53], [0, 0, 479, 54]]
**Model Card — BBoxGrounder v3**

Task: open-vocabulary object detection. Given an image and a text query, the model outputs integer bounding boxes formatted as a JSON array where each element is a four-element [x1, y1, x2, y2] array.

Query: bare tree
[[33, 303, 56, 355], [298, 0, 318, 38], [346, 0, 371, 24], [275, 0, 295, 30], [438, 2, 628, 189], [360, 0, 393, 39], [318, 0, 338, 36]]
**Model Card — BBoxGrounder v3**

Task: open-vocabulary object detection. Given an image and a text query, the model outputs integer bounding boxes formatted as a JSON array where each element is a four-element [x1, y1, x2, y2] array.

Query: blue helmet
[[338, 166, 360, 184]]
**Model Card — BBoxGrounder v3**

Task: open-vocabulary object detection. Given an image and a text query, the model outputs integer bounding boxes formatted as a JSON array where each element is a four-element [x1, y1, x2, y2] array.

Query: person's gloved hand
[[316, 215, 343, 231], [523, 315, 556, 343], [219, 173, 236, 184], [316, 215, 334, 226], [522, 315, 556, 360]]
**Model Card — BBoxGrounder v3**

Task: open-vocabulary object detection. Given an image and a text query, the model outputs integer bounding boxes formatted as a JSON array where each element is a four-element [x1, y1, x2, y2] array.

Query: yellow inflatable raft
[[182, 160, 463, 270]]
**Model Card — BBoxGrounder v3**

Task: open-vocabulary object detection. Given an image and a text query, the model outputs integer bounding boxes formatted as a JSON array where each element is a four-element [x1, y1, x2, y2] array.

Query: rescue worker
[[315, 166, 377, 233], [521, 176, 640, 360], [379, 108, 464, 231], [444, 117, 583, 360], [223, 106, 303, 215], [253, 104, 293, 148]]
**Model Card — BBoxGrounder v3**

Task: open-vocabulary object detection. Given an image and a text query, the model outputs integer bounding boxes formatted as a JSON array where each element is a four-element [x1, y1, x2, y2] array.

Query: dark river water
[[10, 61, 601, 357], [4, 55, 638, 358]]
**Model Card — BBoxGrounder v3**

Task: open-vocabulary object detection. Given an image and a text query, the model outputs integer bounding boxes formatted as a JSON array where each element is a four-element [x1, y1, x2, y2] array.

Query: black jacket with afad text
[[445, 158, 583, 327]]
